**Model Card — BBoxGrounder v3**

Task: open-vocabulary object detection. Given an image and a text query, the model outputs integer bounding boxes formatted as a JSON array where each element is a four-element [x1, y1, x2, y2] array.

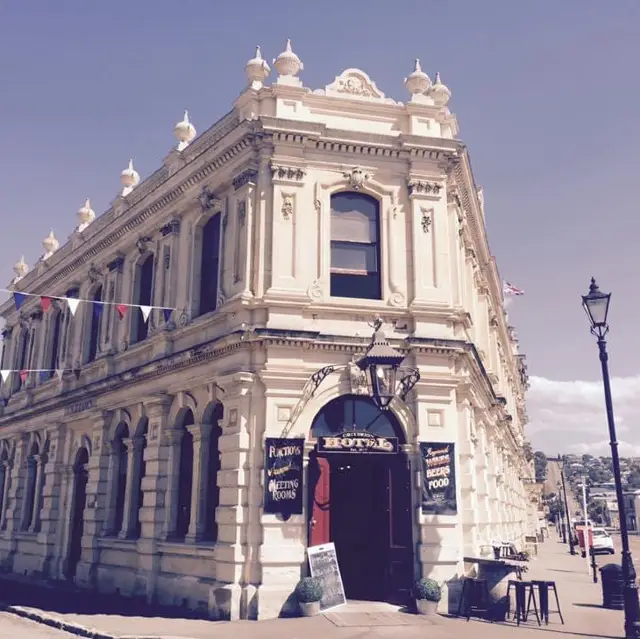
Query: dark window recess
[[199, 214, 222, 315], [133, 255, 154, 344], [176, 411, 195, 539], [330, 192, 382, 300], [114, 429, 129, 535], [87, 286, 103, 363], [48, 312, 62, 378]]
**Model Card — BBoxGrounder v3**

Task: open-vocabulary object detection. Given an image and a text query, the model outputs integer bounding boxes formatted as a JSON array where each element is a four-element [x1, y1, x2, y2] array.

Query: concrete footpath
[[0, 534, 624, 639]]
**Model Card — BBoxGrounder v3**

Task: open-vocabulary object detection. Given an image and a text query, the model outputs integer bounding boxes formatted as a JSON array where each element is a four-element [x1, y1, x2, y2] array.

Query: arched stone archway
[[308, 394, 414, 605]]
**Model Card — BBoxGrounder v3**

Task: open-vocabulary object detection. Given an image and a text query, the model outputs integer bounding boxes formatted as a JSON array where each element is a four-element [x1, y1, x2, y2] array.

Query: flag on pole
[[503, 281, 524, 297], [139, 306, 151, 322]]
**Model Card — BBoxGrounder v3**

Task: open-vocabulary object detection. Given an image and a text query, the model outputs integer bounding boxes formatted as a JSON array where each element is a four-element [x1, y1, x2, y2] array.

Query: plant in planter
[[412, 578, 442, 615], [294, 576, 323, 617]]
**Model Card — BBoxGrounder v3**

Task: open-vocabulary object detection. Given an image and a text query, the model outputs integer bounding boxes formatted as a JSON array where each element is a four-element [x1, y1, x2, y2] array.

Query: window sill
[[158, 540, 217, 556]]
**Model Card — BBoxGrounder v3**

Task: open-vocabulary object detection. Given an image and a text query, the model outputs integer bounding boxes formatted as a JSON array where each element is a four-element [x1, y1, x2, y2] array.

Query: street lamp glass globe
[[582, 277, 611, 329]]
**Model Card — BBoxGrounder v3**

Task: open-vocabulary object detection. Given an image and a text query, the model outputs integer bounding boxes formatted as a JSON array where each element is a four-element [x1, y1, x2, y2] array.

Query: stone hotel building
[[0, 41, 533, 620]]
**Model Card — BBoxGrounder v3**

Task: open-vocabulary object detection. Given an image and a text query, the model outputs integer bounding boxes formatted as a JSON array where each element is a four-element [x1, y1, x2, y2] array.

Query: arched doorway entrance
[[65, 447, 89, 581], [308, 395, 413, 603]]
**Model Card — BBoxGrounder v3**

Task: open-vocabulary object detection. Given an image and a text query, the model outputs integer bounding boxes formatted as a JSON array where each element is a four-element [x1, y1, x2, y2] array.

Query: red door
[[309, 455, 331, 546]]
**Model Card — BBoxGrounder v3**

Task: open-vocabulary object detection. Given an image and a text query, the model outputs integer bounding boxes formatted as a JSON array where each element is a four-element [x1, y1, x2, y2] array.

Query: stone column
[[28, 453, 46, 532], [185, 423, 212, 543], [102, 441, 120, 536], [0, 460, 11, 529], [119, 437, 144, 539], [1, 436, 27, 569], [162, 428, 184, 540], [75, 412, 111, 588], [136, 394, 172, 605], [37, 425, 67, 578]]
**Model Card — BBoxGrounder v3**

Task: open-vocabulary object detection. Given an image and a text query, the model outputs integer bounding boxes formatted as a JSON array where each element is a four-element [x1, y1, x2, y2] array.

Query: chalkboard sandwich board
[[307, 542, 347, 611]]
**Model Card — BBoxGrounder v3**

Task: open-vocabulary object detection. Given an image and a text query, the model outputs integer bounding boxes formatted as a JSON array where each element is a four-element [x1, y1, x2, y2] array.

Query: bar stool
[[507, 580, 540, 626], [530, 580, 564, 625], [457, 577, 492, 621]]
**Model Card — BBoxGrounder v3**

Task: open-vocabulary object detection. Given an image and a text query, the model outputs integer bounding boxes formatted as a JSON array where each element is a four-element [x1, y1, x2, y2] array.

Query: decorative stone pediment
[[318, 69, 399, 104]]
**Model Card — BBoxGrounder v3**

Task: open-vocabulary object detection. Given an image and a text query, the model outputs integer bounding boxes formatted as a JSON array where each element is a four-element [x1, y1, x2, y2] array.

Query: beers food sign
[[419, 442, 458, 515], [317, 431, 398, 454], [264, 438, 304, 517]]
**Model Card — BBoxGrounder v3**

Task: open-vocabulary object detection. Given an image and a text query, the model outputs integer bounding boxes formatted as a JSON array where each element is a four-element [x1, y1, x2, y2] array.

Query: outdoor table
[[463, 555, 527, 621]]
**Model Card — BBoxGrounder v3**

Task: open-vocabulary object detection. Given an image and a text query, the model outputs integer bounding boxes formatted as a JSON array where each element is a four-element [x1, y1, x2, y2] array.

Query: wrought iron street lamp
[[582, 277, 640, 638], [357, 319, 419, 410]]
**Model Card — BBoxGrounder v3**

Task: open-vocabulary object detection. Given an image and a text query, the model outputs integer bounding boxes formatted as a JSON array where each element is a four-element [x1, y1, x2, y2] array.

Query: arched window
[[199, 214, 222, 316], [87, 286, 103, 363], [113, 424, 129, 535], [132, 255, 154, 344], [13, 329, 30, 392], [330, 192, 382, 300], [176, 410, 194, 539], [22, 442, 39, 531], [47, 310, 63, 380], [204, 404, 223, 541]]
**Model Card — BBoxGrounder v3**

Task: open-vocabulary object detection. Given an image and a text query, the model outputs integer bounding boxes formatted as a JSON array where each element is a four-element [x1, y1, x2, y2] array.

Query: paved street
[[0, 530, 625, 639], [0, 611, 78, 638]]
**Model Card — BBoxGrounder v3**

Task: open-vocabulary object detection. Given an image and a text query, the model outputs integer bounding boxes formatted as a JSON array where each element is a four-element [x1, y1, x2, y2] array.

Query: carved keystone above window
[[407, 180, 442, 197], [233, 169, 258, 191], [160, 219, 181, 237], [199, 185, 223, 213], [343, 167, 371, 190], [87, 264, 103, 283], [271, 164, 306, 182], [136, 236, 153, 254]]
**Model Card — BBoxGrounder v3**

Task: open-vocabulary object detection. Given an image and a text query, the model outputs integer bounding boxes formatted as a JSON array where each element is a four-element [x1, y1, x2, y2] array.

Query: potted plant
[[412, 577, 441, 615], [294, 576, 323, 617]]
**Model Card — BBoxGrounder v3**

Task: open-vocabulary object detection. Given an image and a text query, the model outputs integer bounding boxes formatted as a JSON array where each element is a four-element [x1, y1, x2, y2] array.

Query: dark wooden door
[[385, 453, 414, 603], [308, 455, 331, 546], [66, 467, 88, 580]]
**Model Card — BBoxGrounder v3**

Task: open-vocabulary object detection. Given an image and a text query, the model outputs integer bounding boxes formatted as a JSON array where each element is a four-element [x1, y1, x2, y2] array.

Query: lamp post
[[582, 277, 640, 638]]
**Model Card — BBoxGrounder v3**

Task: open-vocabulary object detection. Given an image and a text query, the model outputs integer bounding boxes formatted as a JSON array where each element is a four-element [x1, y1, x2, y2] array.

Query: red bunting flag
[[19, 370, 28, 383], [40, 296, 52, 312], [116, 304, 128, 320]]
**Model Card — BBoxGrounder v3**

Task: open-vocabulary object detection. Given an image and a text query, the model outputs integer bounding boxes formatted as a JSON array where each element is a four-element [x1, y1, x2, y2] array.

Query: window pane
[[331, 243, 377, 273], [331, 193, 378, 243], [330, 272, 381, 300]]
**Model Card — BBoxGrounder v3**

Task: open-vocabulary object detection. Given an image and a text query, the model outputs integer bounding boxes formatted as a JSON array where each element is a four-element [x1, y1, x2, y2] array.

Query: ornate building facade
[[0, 41, 532, 620]]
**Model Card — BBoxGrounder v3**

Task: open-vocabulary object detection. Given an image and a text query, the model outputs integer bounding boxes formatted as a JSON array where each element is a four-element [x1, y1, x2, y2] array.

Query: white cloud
[[527, 375, 640, 457]]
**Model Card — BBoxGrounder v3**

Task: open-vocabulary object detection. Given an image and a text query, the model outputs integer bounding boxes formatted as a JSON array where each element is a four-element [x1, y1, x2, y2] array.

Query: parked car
[[591, 528, 615, 555]]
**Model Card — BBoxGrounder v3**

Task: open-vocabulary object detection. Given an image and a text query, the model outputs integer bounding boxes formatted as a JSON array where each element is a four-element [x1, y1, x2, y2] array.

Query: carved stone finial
[[41, 230, 59, 261], [77, 198, 96, 232], [405, 58, 431, 97], [245, 45, 270, 89], [273, 39, 303, 86], [430, 71, 452, 107], [174, 110, 196, 151], [121, 158, 140, 196]]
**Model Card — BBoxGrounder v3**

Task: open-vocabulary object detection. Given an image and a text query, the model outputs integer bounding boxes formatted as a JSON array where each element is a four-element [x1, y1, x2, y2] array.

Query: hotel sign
[[317, 432, 398, 454], [420, 442, 458, 515], [264, 438, 304, 517]]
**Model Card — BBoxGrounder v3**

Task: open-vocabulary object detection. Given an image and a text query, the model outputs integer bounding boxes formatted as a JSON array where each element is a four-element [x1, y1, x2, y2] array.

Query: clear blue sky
[[1, 0, 639, 394]]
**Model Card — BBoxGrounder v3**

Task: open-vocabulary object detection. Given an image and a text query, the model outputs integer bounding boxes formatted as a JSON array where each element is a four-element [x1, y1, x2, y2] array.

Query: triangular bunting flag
[[55, 369, 64, 381], [40, 296, 52, 312], [0, 370, 10, 383], [13, 292, 26, 310], [66, 297, 80, 316], [93, 303, 103, 319], [162, 308, 172, 323], [116, 304, 128, 320], [38, 371, 49, 383], [139, 305, 151, 322], [19, 370, 28, 383]]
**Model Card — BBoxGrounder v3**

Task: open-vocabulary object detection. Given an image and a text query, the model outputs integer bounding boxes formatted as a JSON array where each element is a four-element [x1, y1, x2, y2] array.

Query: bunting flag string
[[0, 368, 76, 385], [0, 288, 175, 324]]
